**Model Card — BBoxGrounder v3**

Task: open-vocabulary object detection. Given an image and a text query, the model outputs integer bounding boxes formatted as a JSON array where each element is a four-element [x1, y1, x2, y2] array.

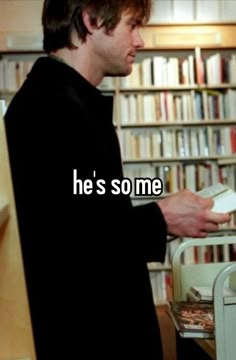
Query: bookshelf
[[0, 0, 43, 103], [149, 0, 236, 24], [118, 24, 236, 198], [114, 23, 236, 305], [0, 51, 43, 105], [0, 101, 35, 359], [117, 24, 236, 219]]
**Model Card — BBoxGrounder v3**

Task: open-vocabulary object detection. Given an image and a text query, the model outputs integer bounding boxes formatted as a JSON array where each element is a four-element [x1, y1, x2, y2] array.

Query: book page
[[213, 190, 236, 213], [197, 183, 236, 214], [197, 183, 228, 198]]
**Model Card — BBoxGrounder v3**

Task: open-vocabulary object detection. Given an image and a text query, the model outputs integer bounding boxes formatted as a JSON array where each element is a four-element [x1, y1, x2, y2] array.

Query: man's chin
[[120, 66, 132, 77], [104, 66, 132, 77]]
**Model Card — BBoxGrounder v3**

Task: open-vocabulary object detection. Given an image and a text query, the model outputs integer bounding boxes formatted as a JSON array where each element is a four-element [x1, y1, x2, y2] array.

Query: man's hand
[[158, 189, 231, 238]]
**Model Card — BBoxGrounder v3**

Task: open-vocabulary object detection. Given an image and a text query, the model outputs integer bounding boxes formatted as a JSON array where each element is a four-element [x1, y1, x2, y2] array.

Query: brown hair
[[42, 0, 151, 53]]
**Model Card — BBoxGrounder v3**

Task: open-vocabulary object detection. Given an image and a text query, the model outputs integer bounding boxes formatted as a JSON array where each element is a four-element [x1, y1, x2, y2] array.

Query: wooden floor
[[156, 305, 177, 360]]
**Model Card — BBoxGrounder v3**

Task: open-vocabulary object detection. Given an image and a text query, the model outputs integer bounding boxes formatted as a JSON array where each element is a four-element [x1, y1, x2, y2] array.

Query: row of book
[[123, 162, 236, 195], [119, 89, 236, 124], [120, 126, 236, 160], [149, 0, 236, 23], [0, 58, 33, 92], [1, 46, 236, 94], [120, 51, 236, 88]]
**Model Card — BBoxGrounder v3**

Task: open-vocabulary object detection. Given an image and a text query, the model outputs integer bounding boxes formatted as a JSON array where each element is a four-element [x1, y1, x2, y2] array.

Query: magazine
[[167, 301, 214, 338]]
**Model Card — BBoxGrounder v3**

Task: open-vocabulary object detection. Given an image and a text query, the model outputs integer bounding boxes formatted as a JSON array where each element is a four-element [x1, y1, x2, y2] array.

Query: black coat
[[5, 57, 167, 359]]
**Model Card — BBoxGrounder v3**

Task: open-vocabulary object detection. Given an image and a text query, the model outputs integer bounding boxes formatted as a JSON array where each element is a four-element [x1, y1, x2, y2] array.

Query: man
[[4, 1, 229, 358]]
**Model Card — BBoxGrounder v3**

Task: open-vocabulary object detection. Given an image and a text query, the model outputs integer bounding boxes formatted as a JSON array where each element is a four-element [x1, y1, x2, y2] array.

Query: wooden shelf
[[121, 120, 236, 128], [123, 155, 236, 164], [140, 23, 236, 50], [147, 22, 236, 26], [0, 98, 35, 359], [119, 84, 236, 91], [195, 339, 215, 360]]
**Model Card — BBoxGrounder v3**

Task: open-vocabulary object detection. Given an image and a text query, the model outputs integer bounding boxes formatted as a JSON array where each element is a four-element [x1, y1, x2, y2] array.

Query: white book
[[197, 182, 236, 214], [0, 99, 7, 116], [220, 0, 236, 21], [141, 58, 152, 86], [153, 56, 166, 86], [119, 95, 129, 124], [128, 94, 138, 124], [196, 0, 220, 22], [173, 0, 194, 22], [149, 0, 172, 23]]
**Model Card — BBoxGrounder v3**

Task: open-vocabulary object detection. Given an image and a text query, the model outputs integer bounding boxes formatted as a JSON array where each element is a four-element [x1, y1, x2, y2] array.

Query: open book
[[167, 301, 214, 338], [197, 183, 236, 214], [167, 182, 236, 242]]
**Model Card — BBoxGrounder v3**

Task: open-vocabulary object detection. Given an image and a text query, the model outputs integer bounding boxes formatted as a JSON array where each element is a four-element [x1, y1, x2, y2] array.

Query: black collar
[[29, 56, 103, 101]]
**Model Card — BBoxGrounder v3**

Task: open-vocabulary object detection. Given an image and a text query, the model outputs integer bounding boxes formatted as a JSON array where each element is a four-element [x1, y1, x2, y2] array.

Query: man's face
[[91, 10, 145, 77]]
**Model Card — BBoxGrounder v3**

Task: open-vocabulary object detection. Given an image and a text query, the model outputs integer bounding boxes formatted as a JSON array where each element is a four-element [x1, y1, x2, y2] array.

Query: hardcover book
[[167, 301, 214, 338]]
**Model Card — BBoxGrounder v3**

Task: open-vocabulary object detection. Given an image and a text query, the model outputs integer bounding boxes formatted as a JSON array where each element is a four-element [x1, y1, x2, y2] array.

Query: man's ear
[[82, 10, 99, 34]]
